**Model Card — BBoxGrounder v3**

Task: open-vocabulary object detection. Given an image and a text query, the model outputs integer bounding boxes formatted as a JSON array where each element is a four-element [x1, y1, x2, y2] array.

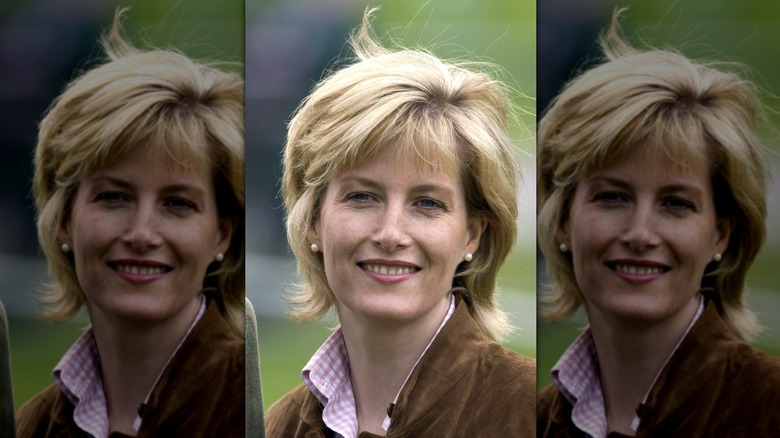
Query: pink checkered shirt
[[53, 296, 207, 437], [302, 294, 456, 438], [551, 296, 705, 437]]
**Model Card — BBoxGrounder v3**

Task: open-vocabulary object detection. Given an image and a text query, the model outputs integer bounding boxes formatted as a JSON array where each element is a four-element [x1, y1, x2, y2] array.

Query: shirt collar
[[551, 295, 705, 437], [53, 295, 208, 437], [53, 329, 108, 438], [302, 294, 456, 438]]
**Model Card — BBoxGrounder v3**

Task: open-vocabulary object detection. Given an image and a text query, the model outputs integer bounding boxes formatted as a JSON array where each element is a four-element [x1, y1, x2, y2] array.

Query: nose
[[122, 202, 163, 252], [620, 202, 661, 253], [372, 201, 412, 253]]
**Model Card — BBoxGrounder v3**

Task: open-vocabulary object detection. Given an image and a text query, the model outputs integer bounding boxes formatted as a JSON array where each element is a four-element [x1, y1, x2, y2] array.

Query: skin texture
[[59, 146, 232, 328], [308, 145, 484, 329], [307, 144, 485, 434], [557, 146, 732, 434], [58, 146, 234, 433], [558, 147, 730, 331]]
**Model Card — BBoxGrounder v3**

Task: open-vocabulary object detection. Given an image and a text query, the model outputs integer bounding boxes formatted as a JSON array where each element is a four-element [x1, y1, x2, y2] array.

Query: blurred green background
[[537, 0, 780, 390]]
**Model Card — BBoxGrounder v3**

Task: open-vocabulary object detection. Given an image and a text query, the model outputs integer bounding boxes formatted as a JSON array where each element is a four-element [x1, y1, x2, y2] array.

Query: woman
[[537, 12, 780, 437], [266, 10, 536, 438], [16, 13, 246, 437]]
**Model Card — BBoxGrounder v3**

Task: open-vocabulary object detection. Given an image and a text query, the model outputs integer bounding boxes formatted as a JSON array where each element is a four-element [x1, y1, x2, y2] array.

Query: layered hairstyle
[[33, 11, 245, 335], [537, 10, 768, 340], [282, 9, 521, 341]]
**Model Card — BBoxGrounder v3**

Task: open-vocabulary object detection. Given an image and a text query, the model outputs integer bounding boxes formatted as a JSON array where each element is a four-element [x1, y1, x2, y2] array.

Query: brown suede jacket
[[266, 295, 536, 437], [16, 297, 245, 437], [538, 299, 780, 437]]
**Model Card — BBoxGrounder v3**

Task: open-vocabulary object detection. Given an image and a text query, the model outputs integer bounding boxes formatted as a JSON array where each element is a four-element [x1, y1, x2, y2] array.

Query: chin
[[590, 298, 678, 325]]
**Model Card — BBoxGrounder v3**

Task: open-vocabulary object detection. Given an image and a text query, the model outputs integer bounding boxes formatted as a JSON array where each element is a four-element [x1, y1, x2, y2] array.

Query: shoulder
[[723, 342, 780, 397], [265, 384, 318, 437], [451, 343, 536, 434], [478, 342, 536, 391], [16, 384, 68, 437]]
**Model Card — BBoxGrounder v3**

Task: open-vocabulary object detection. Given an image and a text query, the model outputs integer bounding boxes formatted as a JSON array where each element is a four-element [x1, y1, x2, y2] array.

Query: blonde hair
[[33, 11, 245, 335], [537, 10, 768, 341], [281, 9, 519, 341]]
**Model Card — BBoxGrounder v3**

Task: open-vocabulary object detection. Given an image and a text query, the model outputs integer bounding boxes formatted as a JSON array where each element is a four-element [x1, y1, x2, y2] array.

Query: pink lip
[[358, 259, 420, 284], [109, 259, 172, 284], [606, 259, 670, 284]]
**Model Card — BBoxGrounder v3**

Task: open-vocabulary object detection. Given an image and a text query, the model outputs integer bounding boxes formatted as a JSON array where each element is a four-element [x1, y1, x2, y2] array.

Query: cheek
[[569, 208, 608, 251]]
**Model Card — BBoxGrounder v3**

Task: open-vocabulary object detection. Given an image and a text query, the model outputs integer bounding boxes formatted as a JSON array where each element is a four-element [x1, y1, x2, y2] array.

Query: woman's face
[[558, 146, 730, 327], [59, 146, 233, 326], [309, 145, 484, 326]]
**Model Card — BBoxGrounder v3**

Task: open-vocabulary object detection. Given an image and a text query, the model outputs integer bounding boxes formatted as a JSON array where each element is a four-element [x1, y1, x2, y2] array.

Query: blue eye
[[593, 191, 626, 204], [95, 192, 127, 204], [664, 197, 695, 211], [166, 197, 198, 211], [347, 192, 373, 202], [417, 198, 443, 209]]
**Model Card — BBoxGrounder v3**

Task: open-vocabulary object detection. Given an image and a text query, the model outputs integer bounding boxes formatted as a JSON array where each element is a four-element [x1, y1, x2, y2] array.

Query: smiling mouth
[[607, 262, 670, 276], [109, 263, 172, 276], [359, 263, 420, 275]]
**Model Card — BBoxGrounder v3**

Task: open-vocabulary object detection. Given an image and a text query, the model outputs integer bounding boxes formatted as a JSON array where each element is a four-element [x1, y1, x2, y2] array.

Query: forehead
[[582, 143, 711, 191], [587, 137, 711, 180], [98, 139, 211, 175], [337, 140, 460, 183]]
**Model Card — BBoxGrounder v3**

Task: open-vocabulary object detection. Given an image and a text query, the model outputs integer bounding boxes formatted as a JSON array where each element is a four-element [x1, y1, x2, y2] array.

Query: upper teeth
[[116, 264, 165, 275], [363, 264, 416, 275], [614, 264, 663, 275]]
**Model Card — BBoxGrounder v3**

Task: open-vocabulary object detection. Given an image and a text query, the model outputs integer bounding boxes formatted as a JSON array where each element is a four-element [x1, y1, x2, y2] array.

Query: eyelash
[[416, 198, 444, 210], [94, 191, 128, 204], [166, 197, 198, 211], [593, 192, 696, 212], [593, 191, 627, 204], [346, 192, 375, 203], [663, 197, 696, 211], [94, 192, 198, 212], [344, 193, 445, 211]]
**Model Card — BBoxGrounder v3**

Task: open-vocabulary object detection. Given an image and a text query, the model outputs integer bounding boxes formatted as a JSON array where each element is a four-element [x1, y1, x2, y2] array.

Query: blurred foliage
[[371, 0, 536, 152], [121, 0, 244, 64]]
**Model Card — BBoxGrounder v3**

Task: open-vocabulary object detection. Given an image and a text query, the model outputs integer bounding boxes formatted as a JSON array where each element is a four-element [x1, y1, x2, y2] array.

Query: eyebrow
[[87, 175, 208, 196], [588, 175, 706, 196], [338, 175, 456, 197]]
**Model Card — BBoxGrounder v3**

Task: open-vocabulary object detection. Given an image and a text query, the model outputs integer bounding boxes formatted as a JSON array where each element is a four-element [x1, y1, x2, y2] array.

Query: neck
[[88, 295, 202, 435], [588, 296, 700, 435], [338, 294, 451, 435]]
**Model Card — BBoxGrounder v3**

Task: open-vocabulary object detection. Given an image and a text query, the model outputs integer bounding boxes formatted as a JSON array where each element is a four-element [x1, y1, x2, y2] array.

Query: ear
[[58, 220, 71, 248], [465, 215, 487, 254], [555, 217, 570, 250], [306, 216, 321, 249], [714, 217, 733, 255], [216, 218, 236, 255]]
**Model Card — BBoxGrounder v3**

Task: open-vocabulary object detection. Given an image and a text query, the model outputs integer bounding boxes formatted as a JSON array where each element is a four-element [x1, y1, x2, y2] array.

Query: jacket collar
[[296, 293, 488, 436], [379, 293, 487, 434], [636, 298, 736, 431], [134, 297, 241, 431]]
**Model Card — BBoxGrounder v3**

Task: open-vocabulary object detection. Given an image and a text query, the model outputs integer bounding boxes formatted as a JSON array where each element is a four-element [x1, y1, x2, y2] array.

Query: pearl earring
[[61, 243, 71, 253], [464, 253, 473, 262], [215, 253, 224, 262], [310, 243, 319, 253], [559, 243, 568, 253], [713, 253, 722, 262]]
